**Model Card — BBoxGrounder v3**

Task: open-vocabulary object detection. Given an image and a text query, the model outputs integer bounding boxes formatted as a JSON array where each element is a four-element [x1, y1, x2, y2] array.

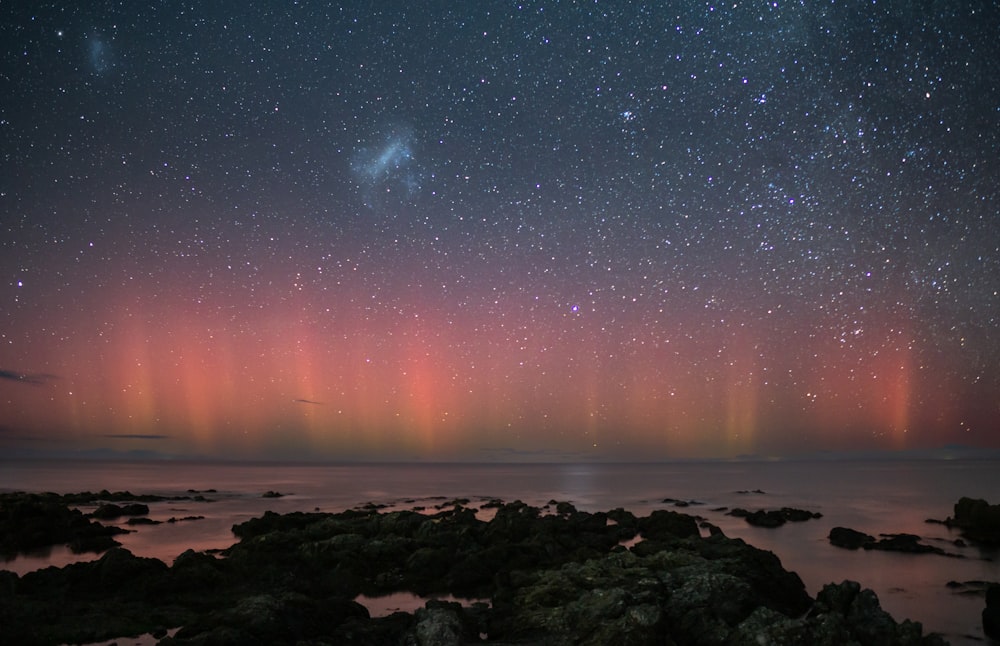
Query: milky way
[[1, 2, 998, 460]]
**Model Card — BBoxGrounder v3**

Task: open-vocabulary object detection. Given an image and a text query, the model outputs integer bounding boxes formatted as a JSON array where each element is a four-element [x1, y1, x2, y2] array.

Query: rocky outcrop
[[0, 500, 947, 645], [0, 490, 221, 559], [829, 527, 961, 557], [92, 503, 151, 520], [950, 497, 1000, 545], [829, 526, 875, 550], [728, 506, 823, 527], [488, 551, 945, 645], [985, 583, 1000, 641], [0, 495, 129, 556]]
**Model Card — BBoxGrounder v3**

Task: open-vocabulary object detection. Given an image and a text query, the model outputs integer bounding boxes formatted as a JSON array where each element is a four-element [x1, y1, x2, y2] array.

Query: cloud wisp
[[0, 369, 58, 386]]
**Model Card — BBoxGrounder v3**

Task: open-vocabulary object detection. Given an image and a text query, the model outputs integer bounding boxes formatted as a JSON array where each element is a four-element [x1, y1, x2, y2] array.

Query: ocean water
[[1, 458, 998, 644]]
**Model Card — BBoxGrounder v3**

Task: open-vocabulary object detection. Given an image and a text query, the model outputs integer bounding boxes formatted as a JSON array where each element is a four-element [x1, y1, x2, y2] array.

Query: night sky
[[2, 2, 998, 461]]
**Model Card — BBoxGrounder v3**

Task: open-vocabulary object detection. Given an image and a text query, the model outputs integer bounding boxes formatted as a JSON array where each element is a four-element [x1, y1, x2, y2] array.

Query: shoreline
[[1, 493, 957, 645]]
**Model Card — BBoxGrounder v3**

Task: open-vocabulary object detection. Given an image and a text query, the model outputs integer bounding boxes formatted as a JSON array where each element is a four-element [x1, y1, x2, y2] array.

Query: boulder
[[829, 527, 876, 550], [830, 528, 959, 557], [730, 507, 822, 528], [91, 502, 151, 519], [166, 592, 370, 645], [984, 583, 1000, 641], [744, 509, 787, 527], [0, 495, 128, 556], [636, 509, 700, 540], [412, 600, 476, 646], [952, 497, 1000, 545], [813, 581, 945, 646], [870, 533, 949, 555]]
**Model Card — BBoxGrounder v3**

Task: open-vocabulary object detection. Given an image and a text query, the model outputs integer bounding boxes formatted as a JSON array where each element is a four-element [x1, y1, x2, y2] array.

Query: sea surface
[[1, 458, 998, 645]]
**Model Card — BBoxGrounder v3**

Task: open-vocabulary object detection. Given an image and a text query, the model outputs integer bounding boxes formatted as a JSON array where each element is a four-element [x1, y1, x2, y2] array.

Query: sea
[[1, 458, 998, 645]]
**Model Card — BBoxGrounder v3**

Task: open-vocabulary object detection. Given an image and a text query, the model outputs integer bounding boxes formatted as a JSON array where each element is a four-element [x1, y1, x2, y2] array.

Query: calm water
[[1, 458, 998, 644]]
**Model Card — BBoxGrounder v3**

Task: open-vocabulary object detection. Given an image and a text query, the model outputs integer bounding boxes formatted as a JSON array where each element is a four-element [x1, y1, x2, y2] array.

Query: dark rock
[[69, 532, 123, 554], [700, 520, 725, 537], [92, 503, 150, 519], [169, 549, 228, 591], [554, 501, 577, 515], [830, 528, 959, 556], [985, 583, 1000, 641], [168, 592, 370, 645], [489, 548, 940, 645], [780, 507, 823, 522], [744, 509, 787, 527], [0, 494, 128, 556], [262, 490, 285, 498], [661, 497, 701, 507], [166, 515, 205, 523], [0, 498, 948, 646], [691, 533, 812, 618], [871, 533, 948, 555], [730, 507, 822, 528], [126, 517, 161, 526], [952, 497, 1000, 545], [806, 580, 947, 646], [411, 600, 476, 646], [605, 507, 638, 528], [636, 509, 700, 540], [489, 550, 670, 645], [830, 526, 876, 550]]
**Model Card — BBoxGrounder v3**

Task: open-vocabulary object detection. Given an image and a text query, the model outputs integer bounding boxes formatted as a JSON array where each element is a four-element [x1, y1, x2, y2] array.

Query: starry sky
[[2, 2, 998, 462]]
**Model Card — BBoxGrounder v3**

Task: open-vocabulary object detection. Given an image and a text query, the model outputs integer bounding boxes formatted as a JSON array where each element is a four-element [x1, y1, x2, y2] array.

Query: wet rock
[[744, 509, 787, 527], [490, 549, 670, 645], [729, 507, 822, 527], [662, 497, 703, 507], [830, 526, 876, 550], [985, 583, 1000, 641], [92, 502, 150, 519], [4, 548, 174, 644], [554, 500, 577, 515], [700, 520, 725, 537], [870, 533, 951, 556], [166, 515, 205, 523], [411, 600, 476, 646], [813, 580, 947, 646], [606, 507, 638, 529], [0, 498, 949, 646], [636, 509, 700, 540], [951, 497, 1000, 545], [733, 581, 947, 646], [126, 517, 161, 526], [691, 533, 812, 617], [0, 494, 128, 556], [830, 528, 958, 556], [168, 549, 228, 591], [165, 592, 370, 645]]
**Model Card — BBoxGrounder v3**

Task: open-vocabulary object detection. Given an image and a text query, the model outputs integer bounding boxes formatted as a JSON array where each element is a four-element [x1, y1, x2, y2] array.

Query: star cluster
[[2, 2, 998, 460]]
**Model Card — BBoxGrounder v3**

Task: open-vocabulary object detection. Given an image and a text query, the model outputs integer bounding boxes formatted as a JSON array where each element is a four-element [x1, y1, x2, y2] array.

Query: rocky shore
[[0, 493, 952, 646]]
